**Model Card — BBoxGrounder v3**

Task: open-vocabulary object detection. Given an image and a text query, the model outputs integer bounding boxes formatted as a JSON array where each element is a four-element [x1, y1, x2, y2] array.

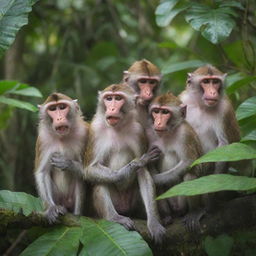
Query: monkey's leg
[[182, 173, 205, 233], [157, 199, 173, 226], [73, 180, 84, 215], [137, 169, 166, 243], [93, 185, 135, 230]]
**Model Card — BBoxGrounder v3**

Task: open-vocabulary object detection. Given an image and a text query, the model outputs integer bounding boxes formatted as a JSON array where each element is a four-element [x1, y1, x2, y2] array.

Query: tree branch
[[1, 194, 256, 254]]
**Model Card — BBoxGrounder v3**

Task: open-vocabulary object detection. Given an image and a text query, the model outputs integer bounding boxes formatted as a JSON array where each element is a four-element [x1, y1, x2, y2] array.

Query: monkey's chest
[[159, 151, 179, 172], [186, 110, 218, 153]]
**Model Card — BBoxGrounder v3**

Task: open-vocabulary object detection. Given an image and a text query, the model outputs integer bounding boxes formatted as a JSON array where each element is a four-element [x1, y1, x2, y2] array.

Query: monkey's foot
[[45, 205, 67, 224], [182, 208, 206, 233], [111, 214, 135, 230], [148, 217, 166, 244]]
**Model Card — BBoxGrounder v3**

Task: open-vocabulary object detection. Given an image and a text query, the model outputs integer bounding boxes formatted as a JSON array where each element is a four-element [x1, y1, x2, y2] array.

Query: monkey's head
[[123, 59, 162, 105], [98, 83, 136, 128], [38, 92, 81, 137], [149, 92, 186, 133], [186, 64, 227, 108]]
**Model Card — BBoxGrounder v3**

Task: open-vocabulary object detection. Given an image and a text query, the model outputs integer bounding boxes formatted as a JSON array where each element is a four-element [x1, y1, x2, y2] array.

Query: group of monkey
[[34, 59, 252, 243]]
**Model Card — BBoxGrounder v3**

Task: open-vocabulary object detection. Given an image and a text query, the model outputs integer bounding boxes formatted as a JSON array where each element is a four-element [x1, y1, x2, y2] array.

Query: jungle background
[[0, 0, 256, 255]]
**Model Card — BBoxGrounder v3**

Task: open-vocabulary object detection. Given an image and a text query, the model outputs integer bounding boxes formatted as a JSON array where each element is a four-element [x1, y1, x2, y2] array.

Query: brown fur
[[152, 92, 182, 107], [193, 65, 224, 76], [128, 59, 161, 76], [43, 92, 73, 104]]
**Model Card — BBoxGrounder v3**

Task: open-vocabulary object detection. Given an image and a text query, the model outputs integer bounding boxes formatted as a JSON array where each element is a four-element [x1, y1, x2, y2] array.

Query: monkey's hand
[[51, 152, 83, 176], [45, 205, 67, 224], [139, 146, 162, 167]]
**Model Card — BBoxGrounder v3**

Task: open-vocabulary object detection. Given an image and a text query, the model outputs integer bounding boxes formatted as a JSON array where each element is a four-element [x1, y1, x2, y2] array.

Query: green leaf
[[185, 3, 237, 44], [226, 76, 256, 95], [0, 190, 43, 216], [241, 131, 256, 142], [0, 0, 38, 57], [155, 0, 189, 27], [203, 234, 234, 256], [9, 87, 42, 97], [236, 97, 256, 121], [0, 95, 38, 112], [80, 217, 152, 256], [0, 80, 42, 97], [157, 174, 256, 199], [20, 226, 82, 256], [162, 60, 206, 75], [191, 143, 256, 167]]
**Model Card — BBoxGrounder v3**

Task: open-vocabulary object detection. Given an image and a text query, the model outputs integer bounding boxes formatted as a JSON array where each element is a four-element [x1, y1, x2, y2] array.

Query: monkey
[[147, 92, 208, 229], [34, 93, 89, 223], [179, 64, 252, 176], [51, 84, 166, 243], [123, 59, 162, 127]]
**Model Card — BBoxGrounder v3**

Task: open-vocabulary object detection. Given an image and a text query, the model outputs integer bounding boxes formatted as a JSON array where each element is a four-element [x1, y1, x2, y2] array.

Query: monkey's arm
[[51, 146, 161, 183], [153, 160, 192, 186], [35, 160, 56, 207]]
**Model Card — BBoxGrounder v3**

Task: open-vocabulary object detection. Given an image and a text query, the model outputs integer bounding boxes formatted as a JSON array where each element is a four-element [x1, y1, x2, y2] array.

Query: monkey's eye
[[115, 95, 123, 101], [105, 96, 113, 101], [213, 79, 220, 84], [59, 104, 67, 110], [202, 79, 210, 84], [152, 109, 160, 114], [48, 105, 57, 111], [149, 80, 157, 85], [138, 79, 147, 84], [162, 109, 170, 115]]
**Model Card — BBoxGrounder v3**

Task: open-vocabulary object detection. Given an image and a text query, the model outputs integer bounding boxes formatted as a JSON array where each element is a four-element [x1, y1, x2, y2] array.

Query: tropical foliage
[[0, 0, 255, 255]]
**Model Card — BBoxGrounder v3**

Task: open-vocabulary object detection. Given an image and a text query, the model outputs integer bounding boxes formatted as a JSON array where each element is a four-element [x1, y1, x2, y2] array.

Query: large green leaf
[[185, 3, 238, 44], [20, 226, 82, 256], [241, 131, 256, 142], [191, 143, 256, 167], [236, 97, 256, 121], [0, 80, 42, 97], [157, 174, 256, 199], [80, 217, 152, 256], [0, 190, 43, 216], [226, 76, 256, 95], [155, 0, 189, 27], [0, 0, 38, 57], [162, 60, 206, 75], [0, 95, 38, 112]]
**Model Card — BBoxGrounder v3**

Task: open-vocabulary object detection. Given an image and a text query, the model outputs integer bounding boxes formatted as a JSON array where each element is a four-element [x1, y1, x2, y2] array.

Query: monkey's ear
[[123, 70, 130, 82], [73, 99, 79, 111], [37, 104, 42, 109], [134, 94, 140, 105], [180, 104, 187, 118]]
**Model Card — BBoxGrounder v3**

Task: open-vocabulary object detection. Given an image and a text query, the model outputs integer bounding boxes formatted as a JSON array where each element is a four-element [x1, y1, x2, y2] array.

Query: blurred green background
[[0, 0, 256, 197]]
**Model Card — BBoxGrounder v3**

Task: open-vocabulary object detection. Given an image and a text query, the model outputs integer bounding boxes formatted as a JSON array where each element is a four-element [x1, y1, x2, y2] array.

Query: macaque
[[179, 64, 252, 176], [34, 93, 88, 223], [148, 92, 207, 227], [52, 84, 165, 242], [123, 59, 162, 126]]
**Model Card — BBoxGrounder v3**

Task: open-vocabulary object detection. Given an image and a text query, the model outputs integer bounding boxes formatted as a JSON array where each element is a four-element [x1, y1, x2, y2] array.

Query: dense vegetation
[[0, 0, 256, 255]]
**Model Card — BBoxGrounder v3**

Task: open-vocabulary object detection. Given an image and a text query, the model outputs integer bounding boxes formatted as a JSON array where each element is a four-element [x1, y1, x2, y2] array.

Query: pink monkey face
[[138, 78, 158, 102], [200, 77, 221, 107], [47, 102, 71, 136], [103, 93, 125, 126], [151, 107, 172, 132]]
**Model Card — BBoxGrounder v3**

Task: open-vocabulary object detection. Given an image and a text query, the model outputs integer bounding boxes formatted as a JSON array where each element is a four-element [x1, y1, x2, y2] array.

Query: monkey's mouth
[[55, 125, 69, 134], [107, 116, 120, 126], [205, 98, 218, 106], [155, 127, 167, 132]]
